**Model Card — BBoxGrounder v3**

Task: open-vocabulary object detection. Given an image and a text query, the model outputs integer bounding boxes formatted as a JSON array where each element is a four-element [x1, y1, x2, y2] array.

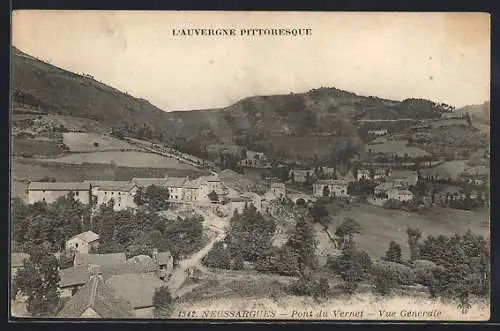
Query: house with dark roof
[[313, 180, 349, 198], [56, 274, 135, 318], [65, 231, 100, 254], [85, 181, 138, 211], [27, 182, 91, 205], [164, 176, 188, 202], [60, 253, 172, 299], [229, 196, 254, 215], [131, 177, 169, 188], [386, 170, 418, 187], [73, 253, 127, 269], [106, 272, 164, 318]]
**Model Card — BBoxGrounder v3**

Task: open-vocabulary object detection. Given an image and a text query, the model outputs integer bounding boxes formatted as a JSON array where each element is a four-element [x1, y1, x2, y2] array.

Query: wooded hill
[[11, 46, 457, 162]]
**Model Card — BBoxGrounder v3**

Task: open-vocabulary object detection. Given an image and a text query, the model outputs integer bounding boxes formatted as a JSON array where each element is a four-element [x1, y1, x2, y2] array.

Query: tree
[[153, 286, 173, 318], [134, 185, 170, 211], [384, 241, 402, 264], [328, 241, 372, 294], [229, 205, 276, 262], [406, 227, 422, 261], [16, 246, 60, 317], [309, 202, 329, 228], [335, 217, 362, 247], [208, 190, 219, 203], [286, 216, 317, 273]]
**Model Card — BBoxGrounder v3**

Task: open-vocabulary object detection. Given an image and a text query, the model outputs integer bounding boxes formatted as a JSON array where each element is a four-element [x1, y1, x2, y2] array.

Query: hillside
[[12, 46, 455, 162]]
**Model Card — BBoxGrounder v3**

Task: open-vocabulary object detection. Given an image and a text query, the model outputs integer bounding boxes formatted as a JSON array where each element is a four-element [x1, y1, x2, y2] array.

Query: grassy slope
[[12, 47, 451, 161], [320, 204, 489, 260]]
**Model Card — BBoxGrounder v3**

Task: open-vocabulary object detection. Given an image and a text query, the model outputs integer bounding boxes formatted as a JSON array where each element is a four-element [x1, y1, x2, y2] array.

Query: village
[[11, 128, 490, 318]]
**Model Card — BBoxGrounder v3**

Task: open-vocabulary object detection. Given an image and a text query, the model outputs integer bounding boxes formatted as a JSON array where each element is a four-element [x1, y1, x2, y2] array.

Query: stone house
[[65, 231, 100, 254], [313, 179, 349, 198], [27, 182, 91, 205]]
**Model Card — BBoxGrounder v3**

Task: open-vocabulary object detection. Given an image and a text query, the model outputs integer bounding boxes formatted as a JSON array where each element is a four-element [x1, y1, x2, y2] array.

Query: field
[[320, 204, 489, 260], [41, 151, 198, 169], [11, 157, 206, 200], [12, 138, 65, 157], [62, 132, 141, 152], [364, 140, 430, 158]]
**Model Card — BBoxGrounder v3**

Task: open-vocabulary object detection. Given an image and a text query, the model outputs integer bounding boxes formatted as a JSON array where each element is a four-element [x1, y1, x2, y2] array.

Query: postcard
[[10, 10, 490, 321]]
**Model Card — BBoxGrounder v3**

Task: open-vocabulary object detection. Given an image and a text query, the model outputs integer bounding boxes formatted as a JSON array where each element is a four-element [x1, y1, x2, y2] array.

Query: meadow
[[319, 204, 489, 260], [364, 140, 430, 158], [41, 151, 198, 169], [62, 132, 140, 152]]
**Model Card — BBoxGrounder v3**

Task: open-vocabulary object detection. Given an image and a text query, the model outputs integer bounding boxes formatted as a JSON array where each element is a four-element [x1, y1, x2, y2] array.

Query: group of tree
[[347, 180, 377, 200], [11, 196, 91, 253], [133, 185, 170, 211], [202, 204, 276, 269], [93, 201, 204, 260]]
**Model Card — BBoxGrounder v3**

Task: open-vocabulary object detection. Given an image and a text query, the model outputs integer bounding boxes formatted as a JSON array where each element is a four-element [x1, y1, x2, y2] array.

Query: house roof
[[165, 177, 188, 187], [131, 178, 169, 187], [101, 255, 158, 275], [316, 179, 349, 186], [157, 252, 172, 266], [85, 180, 136, 192], [106, 272, 163, 309], [68, 231, 100, 244], [388, 188, 414, 196], [56, 275, 135, 318], [60, 266, 90, 288], [387, 170, 417, 181], [230, 196, 253, 203], [374, 182, 400, 192], [74, 253, 127, 268], [271, 183, 285, 189], [11, 253, 30, 268], [28, 182, 90, 191]]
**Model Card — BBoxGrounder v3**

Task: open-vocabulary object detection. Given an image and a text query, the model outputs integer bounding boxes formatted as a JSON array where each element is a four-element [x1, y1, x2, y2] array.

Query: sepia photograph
[[10, 11, 490, 321]]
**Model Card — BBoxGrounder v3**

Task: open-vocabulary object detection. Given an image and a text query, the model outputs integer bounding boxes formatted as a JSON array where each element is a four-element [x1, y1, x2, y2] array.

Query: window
[[43, 190, 46, 193], [43, 198, 46, 202], [105, 192, 107, 195], [76, 191, 79, 196], [112, 192, 114, 195]]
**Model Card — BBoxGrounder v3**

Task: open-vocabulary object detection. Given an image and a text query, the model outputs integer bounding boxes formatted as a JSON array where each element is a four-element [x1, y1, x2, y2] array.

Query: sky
[[12, 11, 490, 111]]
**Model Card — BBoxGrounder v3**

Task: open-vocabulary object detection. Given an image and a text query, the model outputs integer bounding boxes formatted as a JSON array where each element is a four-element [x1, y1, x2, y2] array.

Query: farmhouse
[[164, 176, 188, 202], [27, 182, 91, 205], [313, 179, 349, 198], [229, 196, 254, 215], [59, 265, 91, 298], [65, 231, 100, 254], [373, 168, 389, 181], [367, 129, 388, 136], [356, 169, 371, 181], [271, 183, 286, 197], [131, 177, 169, 188], [106, 272, 164, 318], [85, 180, 138, 211], [57, 273, 135, 318], [386, 170, 418, 187], [374, 182, 400, 199], [73, 252, 127, 269], [239, 150, 270, 168], [289, 169, 315, 183], [387, 188, 414, 202]]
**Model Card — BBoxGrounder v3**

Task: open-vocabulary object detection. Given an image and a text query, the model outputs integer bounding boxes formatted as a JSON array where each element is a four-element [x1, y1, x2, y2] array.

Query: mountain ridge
[[12, 46, 485, 161]]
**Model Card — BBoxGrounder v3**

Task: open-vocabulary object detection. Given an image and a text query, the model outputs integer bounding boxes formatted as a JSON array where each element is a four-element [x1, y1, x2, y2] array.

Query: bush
[[254, 246, 300, 276], [201, 241, 243, 270], [372, 260, 416, 286], [372, 263, 398, 295]]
